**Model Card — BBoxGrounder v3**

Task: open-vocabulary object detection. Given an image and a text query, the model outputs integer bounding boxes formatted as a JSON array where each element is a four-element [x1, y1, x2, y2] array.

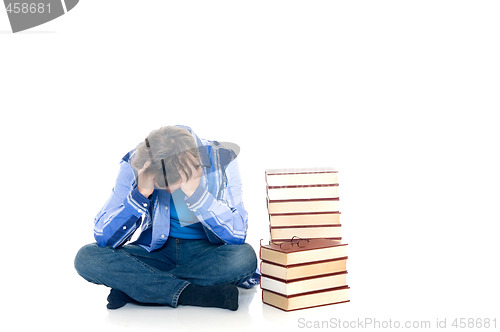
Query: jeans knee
[[234, 243, 258, 276], [74, 243, 102, 282]]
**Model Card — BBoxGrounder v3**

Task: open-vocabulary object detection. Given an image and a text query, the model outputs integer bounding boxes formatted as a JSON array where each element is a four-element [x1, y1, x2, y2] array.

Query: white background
[[1, 1, 499, 331]]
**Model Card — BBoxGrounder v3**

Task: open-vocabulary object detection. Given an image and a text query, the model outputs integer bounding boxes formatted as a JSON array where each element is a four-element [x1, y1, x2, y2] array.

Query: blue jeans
[[74, 238, 257, 307]]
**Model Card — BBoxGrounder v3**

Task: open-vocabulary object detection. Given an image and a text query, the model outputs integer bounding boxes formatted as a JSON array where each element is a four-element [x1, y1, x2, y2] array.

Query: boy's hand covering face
[[178, 153, 203, 197], [137, 160, 156, 198]]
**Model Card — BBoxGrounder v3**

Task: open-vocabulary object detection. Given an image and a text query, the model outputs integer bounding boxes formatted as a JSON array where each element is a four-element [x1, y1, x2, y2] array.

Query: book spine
[[265, 168, 338, 176], [270, 224, 342, 229], [268, 197, 340, 203], [267, 183, 339, 189], [260, 256, 348, 268], [270, 211, 342, 216], [261, 270, 348, 284], [271, 237, 342, 243], [263, 285, 350, 299], [267, 198, 340, 215], [261, 242, 347, 253], [262, 294, 351, 312]]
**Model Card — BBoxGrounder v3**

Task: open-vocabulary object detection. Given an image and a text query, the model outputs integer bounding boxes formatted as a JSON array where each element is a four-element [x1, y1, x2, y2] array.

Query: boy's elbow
[[93, 233, 107, 247], [226, 234, 246, 245]]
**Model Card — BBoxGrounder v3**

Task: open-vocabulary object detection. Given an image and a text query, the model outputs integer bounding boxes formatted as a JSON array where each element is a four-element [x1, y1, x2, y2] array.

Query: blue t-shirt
[[169, 189, 207, 239]]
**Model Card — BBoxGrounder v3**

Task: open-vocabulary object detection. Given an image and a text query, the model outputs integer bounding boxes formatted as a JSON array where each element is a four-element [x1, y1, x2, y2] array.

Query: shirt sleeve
[[184, 157, 248, 245], [93, 160, 151, 248]]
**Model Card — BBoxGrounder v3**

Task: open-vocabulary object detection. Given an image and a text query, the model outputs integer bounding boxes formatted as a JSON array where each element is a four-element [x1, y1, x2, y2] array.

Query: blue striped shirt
[[93, 126, 249, 252]]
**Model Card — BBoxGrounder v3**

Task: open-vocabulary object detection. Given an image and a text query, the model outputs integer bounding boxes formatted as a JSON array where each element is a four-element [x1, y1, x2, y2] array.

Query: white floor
[[8, 238, 497, 332], [60, 277, 355, 332]]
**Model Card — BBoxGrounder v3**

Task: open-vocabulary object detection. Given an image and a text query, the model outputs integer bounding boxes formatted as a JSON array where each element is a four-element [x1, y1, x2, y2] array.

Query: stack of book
[[260, 168, 350, 311], [266, 168, 342, 242]]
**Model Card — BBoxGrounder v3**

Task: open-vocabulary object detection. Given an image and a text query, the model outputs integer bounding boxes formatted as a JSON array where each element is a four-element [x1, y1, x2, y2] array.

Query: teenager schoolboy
[[74, 125, 258, 310]]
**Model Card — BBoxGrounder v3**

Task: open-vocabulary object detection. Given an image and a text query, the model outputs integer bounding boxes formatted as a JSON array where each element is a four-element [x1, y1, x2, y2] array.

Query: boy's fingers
[[177, 166, 188, 181], [187, 153, 201, 167], [184, 154, 201, 170], [177, 154, 201, 179], [139, 160, 151, 174]]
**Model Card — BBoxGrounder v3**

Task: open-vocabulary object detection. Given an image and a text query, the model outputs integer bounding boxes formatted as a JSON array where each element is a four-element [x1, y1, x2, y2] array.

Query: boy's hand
[[137, 161, 155, 198], [179, 154, 203, 197]]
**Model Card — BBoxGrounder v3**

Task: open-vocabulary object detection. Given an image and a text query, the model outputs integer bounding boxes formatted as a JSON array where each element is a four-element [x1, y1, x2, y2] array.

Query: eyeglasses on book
[[260, 236, 310, 250]]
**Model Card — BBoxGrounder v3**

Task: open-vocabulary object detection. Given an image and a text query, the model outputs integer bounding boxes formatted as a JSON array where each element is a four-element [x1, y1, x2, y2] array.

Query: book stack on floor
[[260, 168, 350, 311], [266, 168, 342, 242]]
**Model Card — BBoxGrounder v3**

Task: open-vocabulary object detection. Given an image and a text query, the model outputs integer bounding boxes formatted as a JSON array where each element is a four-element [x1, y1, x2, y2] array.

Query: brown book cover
[[261, 271, 348, 296], [261, 238, 345, 253], [265, 168, 338, 187], [260, 257, 348, 280], [270, 224, 342, 229], [267, 184, 339, 188], [262, 286, 350, 311], [260, 239, 348, 266], [261, 270, 348, 284], [265, 167, 338, 175]]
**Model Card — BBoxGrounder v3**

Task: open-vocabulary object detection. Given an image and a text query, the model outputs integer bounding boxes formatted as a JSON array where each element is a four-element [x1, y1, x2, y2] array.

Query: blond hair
[[130, 126, 200, 186]]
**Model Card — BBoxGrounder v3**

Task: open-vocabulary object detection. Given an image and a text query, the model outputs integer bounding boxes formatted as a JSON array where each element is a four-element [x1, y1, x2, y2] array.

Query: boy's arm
[[185, 158, 248, 245], [93, 160, 150, 248]]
